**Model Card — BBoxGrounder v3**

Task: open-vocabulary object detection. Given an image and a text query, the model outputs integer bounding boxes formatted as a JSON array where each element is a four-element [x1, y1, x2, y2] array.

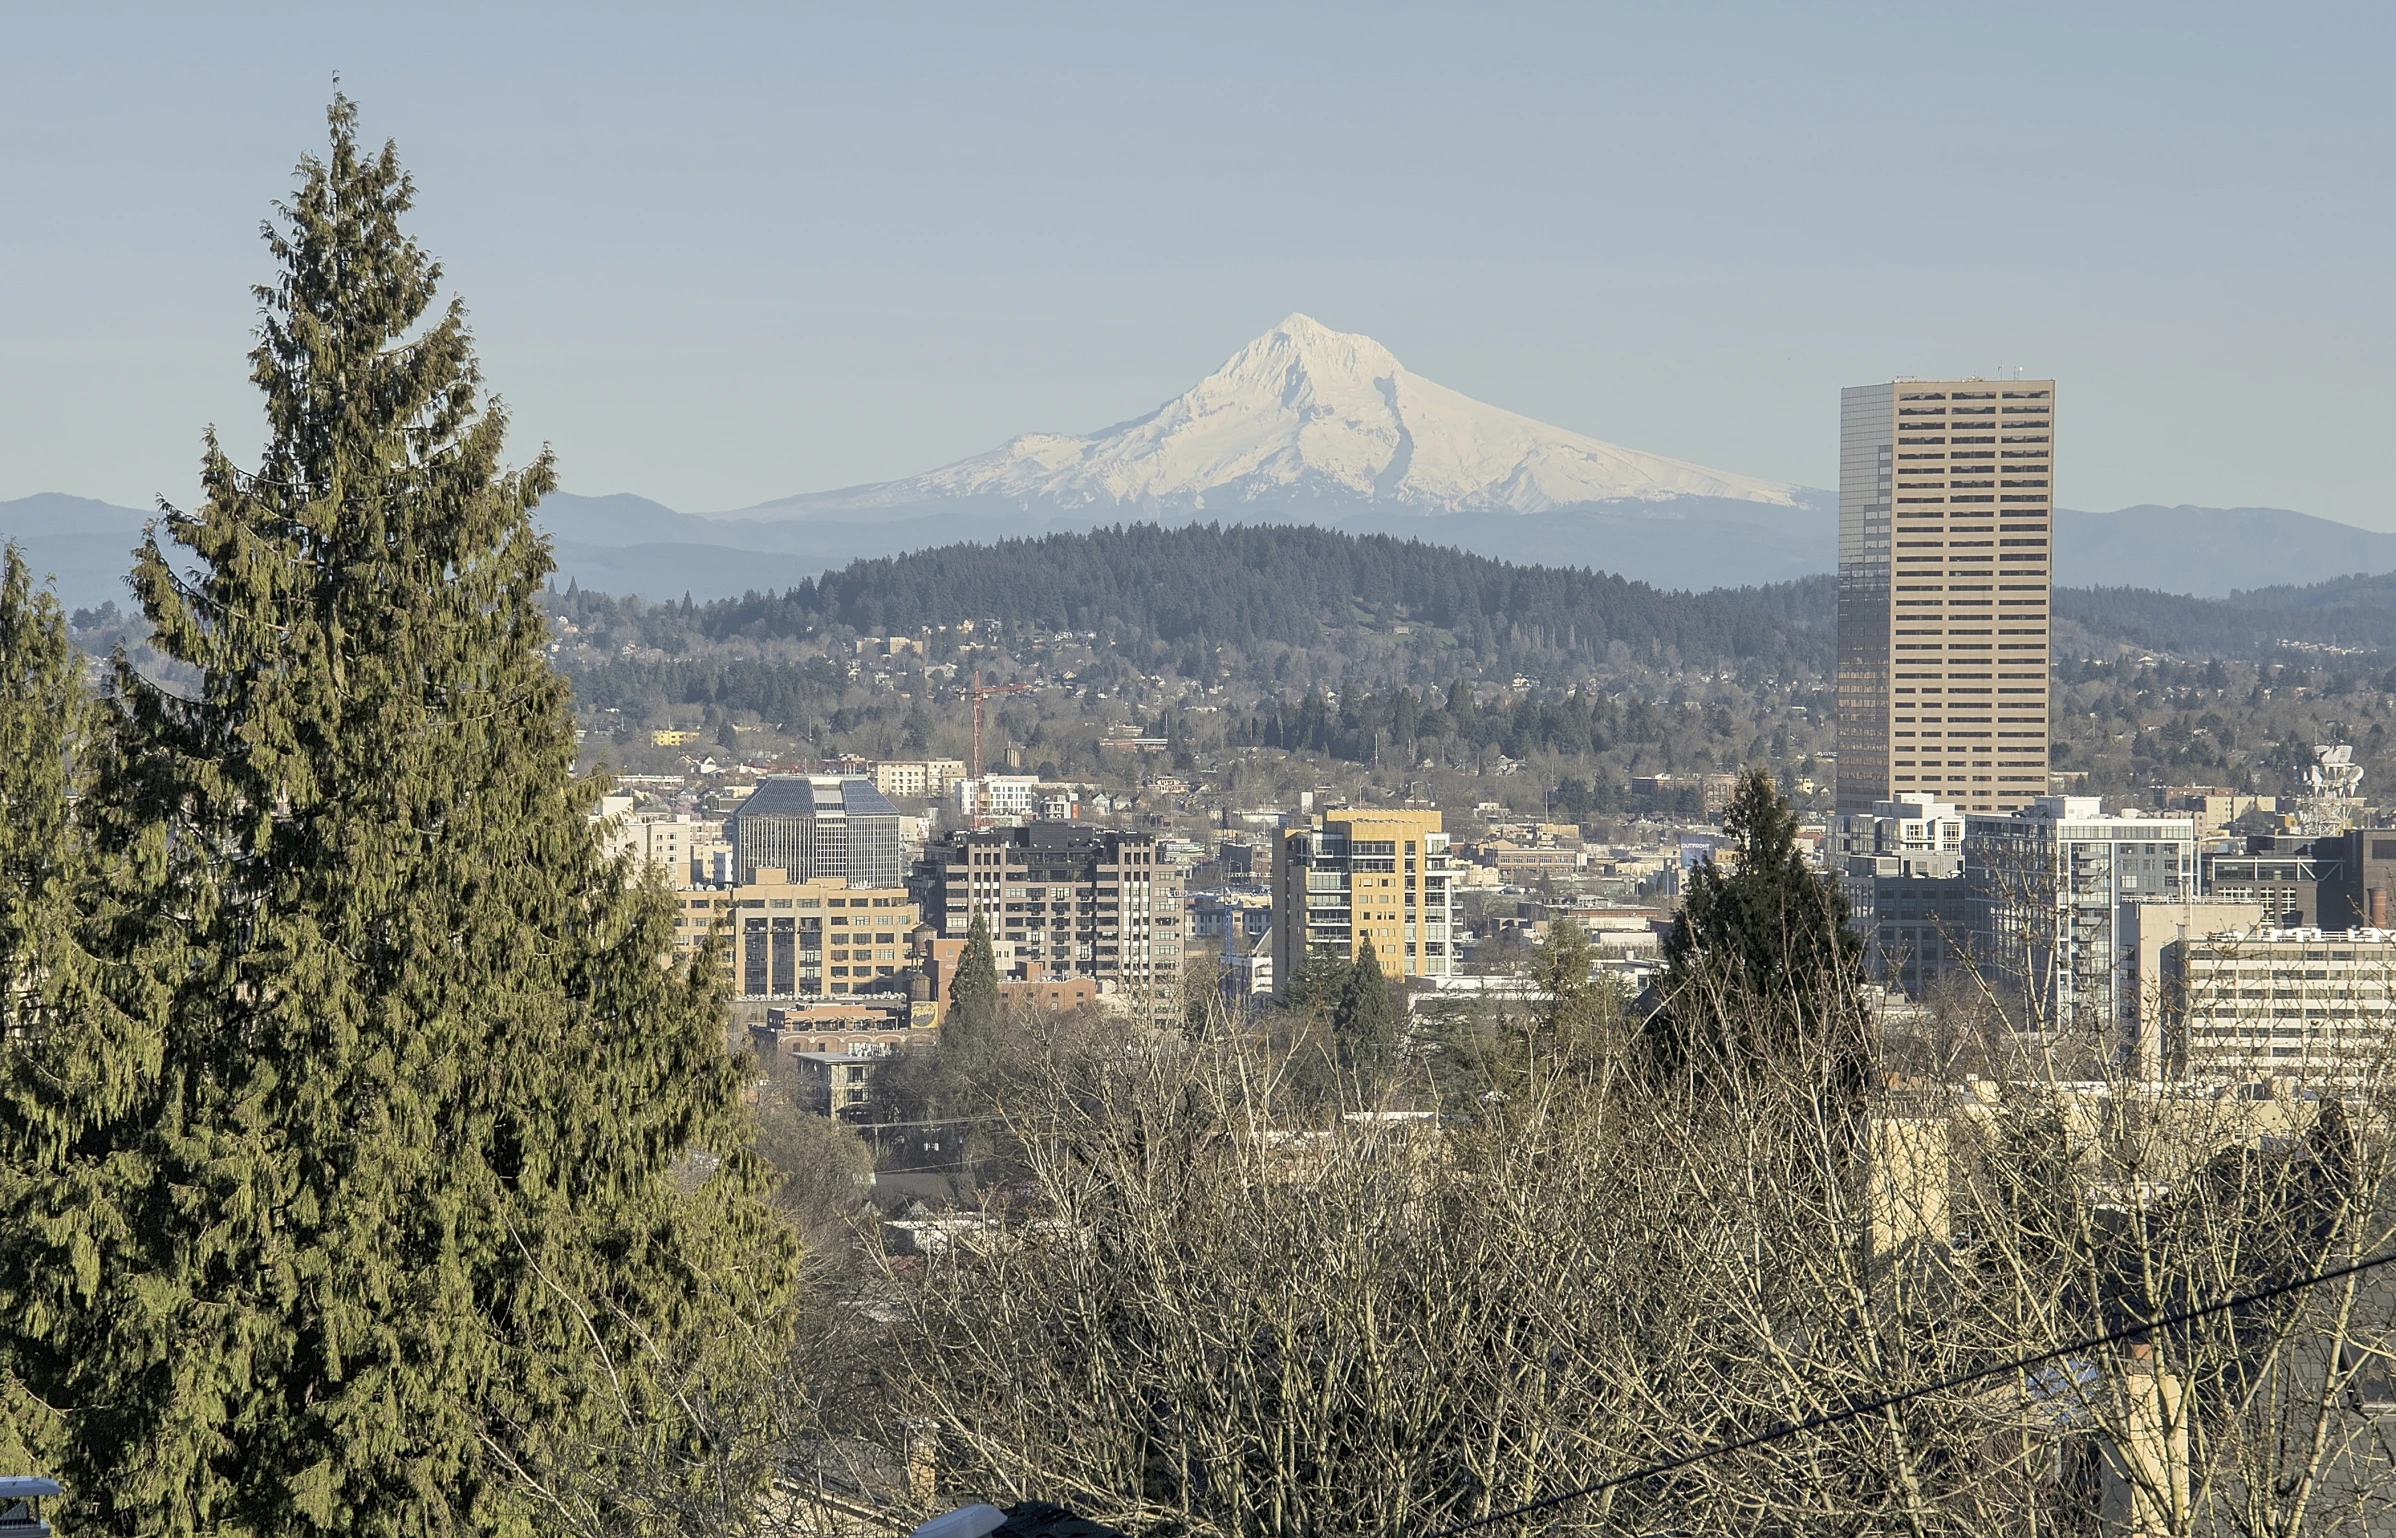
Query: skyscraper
[[727, 776, 902, 887], [1837, 379, 2054, 816]]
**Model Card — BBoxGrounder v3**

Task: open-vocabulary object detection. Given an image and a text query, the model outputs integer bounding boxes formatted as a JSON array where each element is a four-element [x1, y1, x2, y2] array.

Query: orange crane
[[968, 668, 1035, 830]]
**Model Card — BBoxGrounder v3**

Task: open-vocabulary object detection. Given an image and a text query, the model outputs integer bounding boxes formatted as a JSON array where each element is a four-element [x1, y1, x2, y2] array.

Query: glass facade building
[[728, 776, 902, 888]]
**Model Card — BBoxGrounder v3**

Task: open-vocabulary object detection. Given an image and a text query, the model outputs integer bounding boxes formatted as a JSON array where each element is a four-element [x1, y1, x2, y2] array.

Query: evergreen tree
[[4, 101, 794, 1534], [950, 913, 1001, 1031], [1646, 768, 1868, 1100], [0, 547, 168, 1480], [1284, 945, 1353, 1017], [1332, 937, 1399, 1071], [1529, 916, 1613, 1062]]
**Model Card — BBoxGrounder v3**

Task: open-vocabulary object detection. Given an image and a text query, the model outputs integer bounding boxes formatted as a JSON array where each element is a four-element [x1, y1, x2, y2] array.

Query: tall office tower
[[728, 776, 902, 887], [1837, 379, 2054, 816]]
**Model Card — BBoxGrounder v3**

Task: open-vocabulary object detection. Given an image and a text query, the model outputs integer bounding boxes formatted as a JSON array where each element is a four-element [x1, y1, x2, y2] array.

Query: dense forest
[[2052, 572, 2396, 657], [553, 522, 2396, 682], [586, 523, 1839, 678]]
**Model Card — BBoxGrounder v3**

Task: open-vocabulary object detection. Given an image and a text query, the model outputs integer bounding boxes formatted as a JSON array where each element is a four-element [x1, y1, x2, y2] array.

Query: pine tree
[[1646, 768, 1868, 1100], [9, 100, 794, 1534], [950, 913, 1001, 1031], [1332, 937, 1398, 1071]]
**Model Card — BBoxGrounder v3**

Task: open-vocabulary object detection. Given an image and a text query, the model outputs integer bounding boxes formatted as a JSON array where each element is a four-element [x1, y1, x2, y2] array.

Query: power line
[[1428, 1246, 2396, 1538]]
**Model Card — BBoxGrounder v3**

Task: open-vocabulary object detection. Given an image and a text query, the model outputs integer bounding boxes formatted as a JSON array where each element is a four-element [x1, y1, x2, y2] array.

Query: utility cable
[[1428, 1245, 2396, 1537]]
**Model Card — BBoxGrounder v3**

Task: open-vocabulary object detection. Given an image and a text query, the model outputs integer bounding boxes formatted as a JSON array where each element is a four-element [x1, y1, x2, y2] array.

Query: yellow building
[[1271, 809, 1456, 997], [651, 728, 701, 747], [671, 868, 918, 998]]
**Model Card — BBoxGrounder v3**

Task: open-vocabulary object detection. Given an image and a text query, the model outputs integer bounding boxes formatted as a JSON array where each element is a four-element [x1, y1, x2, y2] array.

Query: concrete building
[[2202, 836, 2338, 929], [869, 759, 968, 800], [727, 776, 902, 888], [672, 870, 918, 998], [1837, 379, 2054, 816], [2116, 901, 2269, 1081], [2165, 927, 2396, 1090], [1271, 809, 1457, 997], [2198, 830, 2396, 932], [1965, 797, 2196, 1035], [1188, 889, 1274, 951], [594, 794, 695, 887], [953, 774, 1038, 822], [791, 1051, 881, 1118], [1829, 794, 1972, 994], [922, 824, 1183, 1023], [2318, 829, 2396, 931]]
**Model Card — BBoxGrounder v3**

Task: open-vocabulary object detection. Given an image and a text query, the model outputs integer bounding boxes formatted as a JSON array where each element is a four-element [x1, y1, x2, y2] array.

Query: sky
[[6, 2, 2394, 525]]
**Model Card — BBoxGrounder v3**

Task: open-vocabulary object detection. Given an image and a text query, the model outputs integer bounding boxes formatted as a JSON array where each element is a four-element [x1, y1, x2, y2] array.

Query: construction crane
[[967, 668, 1035, 830]]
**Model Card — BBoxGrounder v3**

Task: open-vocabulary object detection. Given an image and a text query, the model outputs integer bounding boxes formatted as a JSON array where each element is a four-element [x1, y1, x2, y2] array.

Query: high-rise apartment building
[[1965, 797, 2196, 1035], [1828, 793, 1973, 994], [1270, 809, 1456, 997], [1838, 380, 2055, 816], [2164, 926, 2396, 1091], [727, 777, 902, 887], [922, 824, 1183, 1022]]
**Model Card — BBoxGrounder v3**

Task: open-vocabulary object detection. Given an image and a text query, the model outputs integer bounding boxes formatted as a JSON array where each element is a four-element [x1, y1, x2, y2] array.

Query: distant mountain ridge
[[11, 491, 2396, 658], [10, 488, 2396, 609], [7, 315, 2393, 602]]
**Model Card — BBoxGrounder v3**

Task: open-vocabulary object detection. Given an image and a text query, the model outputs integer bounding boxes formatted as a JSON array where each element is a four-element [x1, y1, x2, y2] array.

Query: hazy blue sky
[[7, 3, 2393, 524]]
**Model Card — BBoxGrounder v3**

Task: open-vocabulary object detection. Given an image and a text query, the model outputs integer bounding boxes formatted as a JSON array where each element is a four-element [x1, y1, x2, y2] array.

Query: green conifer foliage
[[950, 914, 1001, 1032], [1332, 937, 1398, 1070], [14, 100, 794, 1534], [1647, 768, 1869, 1101], [1284, 946, 1352, 1016], [0, 548, 170, 1481]]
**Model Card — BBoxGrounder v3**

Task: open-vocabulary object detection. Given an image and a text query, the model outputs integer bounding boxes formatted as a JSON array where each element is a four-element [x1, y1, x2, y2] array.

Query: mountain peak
[[752, 316, 1800, 519]]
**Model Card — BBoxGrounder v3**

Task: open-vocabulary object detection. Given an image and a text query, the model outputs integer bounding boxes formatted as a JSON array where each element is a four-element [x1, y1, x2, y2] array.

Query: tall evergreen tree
[[950, 913, 1001, 1031], [1646, 768, 1869, 1100], [1332, 937, 1399, 1071], [0, 548, 171, 1481], [2, 101, 794, 1534]]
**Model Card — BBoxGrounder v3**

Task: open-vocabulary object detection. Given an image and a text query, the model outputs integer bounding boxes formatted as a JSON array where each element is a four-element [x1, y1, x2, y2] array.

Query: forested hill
[[2052, 572, 2396, 658], [687, 522, 1836, 673]]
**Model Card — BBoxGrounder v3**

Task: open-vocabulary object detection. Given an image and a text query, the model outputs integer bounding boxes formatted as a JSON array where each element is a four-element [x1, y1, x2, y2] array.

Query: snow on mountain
[[745, 314, 1799, 520]]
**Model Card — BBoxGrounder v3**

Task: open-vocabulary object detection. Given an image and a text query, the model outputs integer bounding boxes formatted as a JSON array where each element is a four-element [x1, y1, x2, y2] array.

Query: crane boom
[[968, 669, 1036, 830]]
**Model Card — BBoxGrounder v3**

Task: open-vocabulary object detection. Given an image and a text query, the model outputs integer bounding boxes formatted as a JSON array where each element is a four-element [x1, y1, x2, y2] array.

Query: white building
[[1832, 794, 1972, 995], [2167, 927, 2396, 1090], [1966, 797, 2197, 1034], [1829, 792, 1966, 867], [871, 759, 968, 800], [594, 794, 696, 888], [955, 775, 1038, 821]]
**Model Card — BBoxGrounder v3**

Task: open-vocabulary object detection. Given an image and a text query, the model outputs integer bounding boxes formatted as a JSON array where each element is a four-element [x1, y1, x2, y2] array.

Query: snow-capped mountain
[[744, 314, 1800, 521]]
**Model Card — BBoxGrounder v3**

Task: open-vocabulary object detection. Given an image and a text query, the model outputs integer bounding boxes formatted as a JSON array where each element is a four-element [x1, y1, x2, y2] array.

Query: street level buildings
[[1271, 808, 1457, 998], [1837, 379, 2054, 816]]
